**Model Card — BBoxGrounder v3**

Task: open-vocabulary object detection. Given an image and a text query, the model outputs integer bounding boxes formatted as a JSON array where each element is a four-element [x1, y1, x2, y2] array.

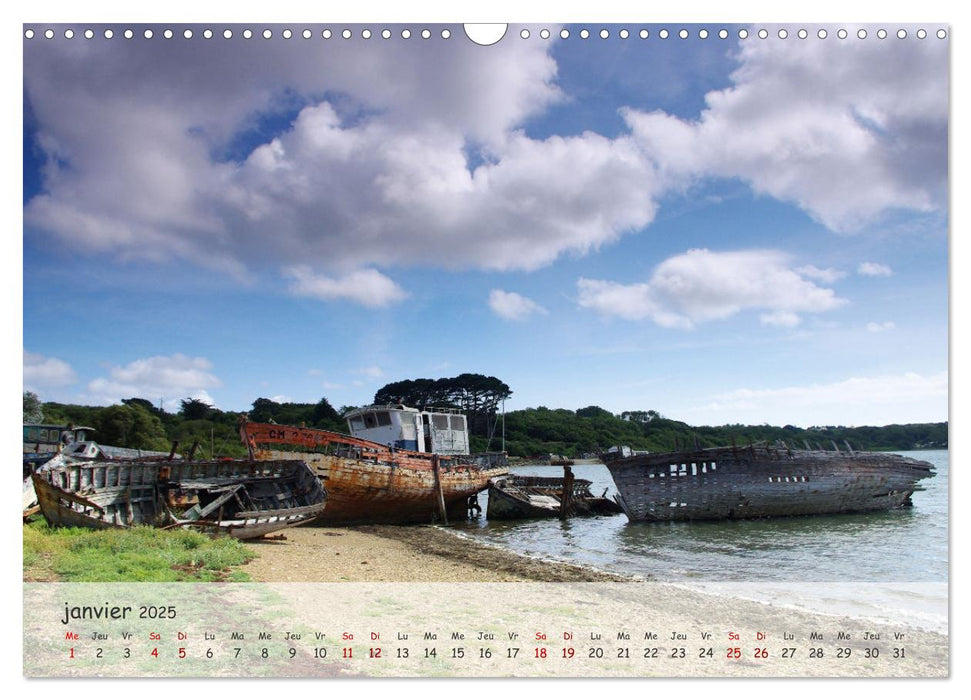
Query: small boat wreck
[[32, 458, 327, 539], [487, 470, 623, 520], [240, 404, 508, 525], [604, 442, 935, 522], [23, 441, 182, 521]]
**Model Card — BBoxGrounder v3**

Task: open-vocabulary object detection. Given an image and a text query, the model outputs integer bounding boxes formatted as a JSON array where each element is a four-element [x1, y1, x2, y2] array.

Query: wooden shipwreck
[[487, 471, 623, 520], [32, 458, 327, 539], [604, 443, 935, 522], [240, 405, 508, 525]]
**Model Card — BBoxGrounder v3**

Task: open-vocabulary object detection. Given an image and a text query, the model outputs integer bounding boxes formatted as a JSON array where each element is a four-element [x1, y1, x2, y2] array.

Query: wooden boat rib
[[604, 443, 935, 522], [240, 421, 508, 524], [32, 458, 327, 539], [487, 474, 623, 520]]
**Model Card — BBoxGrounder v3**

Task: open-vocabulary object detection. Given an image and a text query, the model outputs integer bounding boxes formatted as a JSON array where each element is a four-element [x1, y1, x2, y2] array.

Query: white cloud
[[795, 265, 846, 284], [489, 289, 548, 321], [24, 351, 77, 388], [22, 30, 944, 286], [24, 35, 659, 278], [270, 395, 293, 404], [682, 371, 947, 427], [866, 321, 896, 332], [87, 354, 221, 404], [578, 248, 846, 329], [284, 266, 407, 308], [623, 32, 947, 232], [858, 261, 893, 277]]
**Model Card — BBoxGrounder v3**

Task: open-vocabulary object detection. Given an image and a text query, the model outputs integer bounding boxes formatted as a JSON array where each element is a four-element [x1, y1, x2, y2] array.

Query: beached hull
[[606, 445, 935, 522], [487, 475, 623, 520], [32, 459, 327, 539], [241, 422, 507, 524], [258, 448, 505, 523]]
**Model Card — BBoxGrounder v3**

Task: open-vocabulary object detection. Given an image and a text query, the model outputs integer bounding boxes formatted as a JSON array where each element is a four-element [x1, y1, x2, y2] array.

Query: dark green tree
[[180, 397, 213, 421], [123, 397, 164, 417], [94, 403, 169, 450]]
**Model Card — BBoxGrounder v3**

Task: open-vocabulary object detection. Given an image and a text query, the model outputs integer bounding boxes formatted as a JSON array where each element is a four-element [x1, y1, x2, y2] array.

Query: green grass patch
[[23, 521, 257, 582]]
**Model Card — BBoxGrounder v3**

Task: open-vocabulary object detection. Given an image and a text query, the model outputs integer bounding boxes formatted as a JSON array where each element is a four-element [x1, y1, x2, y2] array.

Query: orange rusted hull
[[240, 422, 507, 524]]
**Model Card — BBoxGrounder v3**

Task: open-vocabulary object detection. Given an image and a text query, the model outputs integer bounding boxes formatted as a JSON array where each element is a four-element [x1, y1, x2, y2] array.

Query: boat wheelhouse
[[344, 405, 470, 455], [23, 424, 95, 455]]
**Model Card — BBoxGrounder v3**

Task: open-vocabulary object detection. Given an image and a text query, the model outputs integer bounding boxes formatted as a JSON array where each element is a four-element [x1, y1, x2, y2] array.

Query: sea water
[[452, 450, 948, 631]]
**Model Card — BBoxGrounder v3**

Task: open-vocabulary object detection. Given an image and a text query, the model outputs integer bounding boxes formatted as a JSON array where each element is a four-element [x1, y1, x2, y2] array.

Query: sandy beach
[[232, 524, 947, 677], [240, 524, 632, 583]]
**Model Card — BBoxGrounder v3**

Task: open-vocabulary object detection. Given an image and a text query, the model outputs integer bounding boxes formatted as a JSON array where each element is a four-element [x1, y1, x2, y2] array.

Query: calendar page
[[21, 17, 949, 680]]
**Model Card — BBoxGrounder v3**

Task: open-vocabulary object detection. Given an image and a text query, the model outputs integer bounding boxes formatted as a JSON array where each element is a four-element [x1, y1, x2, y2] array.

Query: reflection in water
[[451, 451, 947, 582]]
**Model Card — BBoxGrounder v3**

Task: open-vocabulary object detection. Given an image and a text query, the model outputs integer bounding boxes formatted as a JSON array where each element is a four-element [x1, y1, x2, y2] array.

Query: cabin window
[[349, 417, 365, 430], [670, 465, 677, 474], [375, 411, 392, 427], [432, 414, 449, 430], [23, 427, 35, 441], [449, 415, 466, 431], [363, 413, 378, 429]]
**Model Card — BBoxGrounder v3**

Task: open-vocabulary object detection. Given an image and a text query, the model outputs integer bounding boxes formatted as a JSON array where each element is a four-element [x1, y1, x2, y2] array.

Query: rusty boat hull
[[605, 444, 935, 522], [32, 458, 327, 539], [241, 422, 508, 524]]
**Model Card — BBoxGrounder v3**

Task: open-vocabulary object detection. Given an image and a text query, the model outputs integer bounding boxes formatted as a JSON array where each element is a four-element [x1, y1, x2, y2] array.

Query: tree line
[[24, 388, 947, 459]]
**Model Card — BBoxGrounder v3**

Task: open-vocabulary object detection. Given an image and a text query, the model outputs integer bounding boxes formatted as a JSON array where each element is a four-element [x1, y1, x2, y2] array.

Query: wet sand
[[240, 524, 632, 583]]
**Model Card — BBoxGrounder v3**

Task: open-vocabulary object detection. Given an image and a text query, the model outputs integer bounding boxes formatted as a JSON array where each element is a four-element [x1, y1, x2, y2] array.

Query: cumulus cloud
[[24, 31, 658, 278], [683, 371, 946, 427], [284, 266, 407, 307], [578, 248, 846, 328], [24, 350, 77, 387], [22, 27, 945, 288], [489, 289, 548, 321], [623, 30, 947, 232], [858, 261, 893, 277], [795, 265, 846, 284], [87, 354, 221, 404]]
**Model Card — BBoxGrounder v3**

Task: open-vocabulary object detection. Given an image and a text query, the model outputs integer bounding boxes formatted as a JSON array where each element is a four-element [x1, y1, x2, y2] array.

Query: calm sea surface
[[452, 450, 948, 584]]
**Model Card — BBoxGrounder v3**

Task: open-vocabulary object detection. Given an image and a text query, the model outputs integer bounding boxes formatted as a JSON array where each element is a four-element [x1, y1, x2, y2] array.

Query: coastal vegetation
[[28, 381, 947, 460], [22, 520, 254, 582]]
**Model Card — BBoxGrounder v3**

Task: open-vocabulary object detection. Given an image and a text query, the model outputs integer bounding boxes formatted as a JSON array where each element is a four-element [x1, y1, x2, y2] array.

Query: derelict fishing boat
[[487, 473, 623, 520], [604, 442, 935, 522], [240, 404, 508, 524], [32, 458, 327, 539]]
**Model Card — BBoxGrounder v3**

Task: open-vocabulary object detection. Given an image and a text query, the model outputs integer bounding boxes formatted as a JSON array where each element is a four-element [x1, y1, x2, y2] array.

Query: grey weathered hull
[[32, 458, 327, 539], [606, 445, 935, 522], [487, 475, 623, 520]]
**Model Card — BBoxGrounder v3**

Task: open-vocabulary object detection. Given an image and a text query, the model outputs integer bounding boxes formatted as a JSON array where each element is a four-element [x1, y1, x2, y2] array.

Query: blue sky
[[22, 22, 949, 427]]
